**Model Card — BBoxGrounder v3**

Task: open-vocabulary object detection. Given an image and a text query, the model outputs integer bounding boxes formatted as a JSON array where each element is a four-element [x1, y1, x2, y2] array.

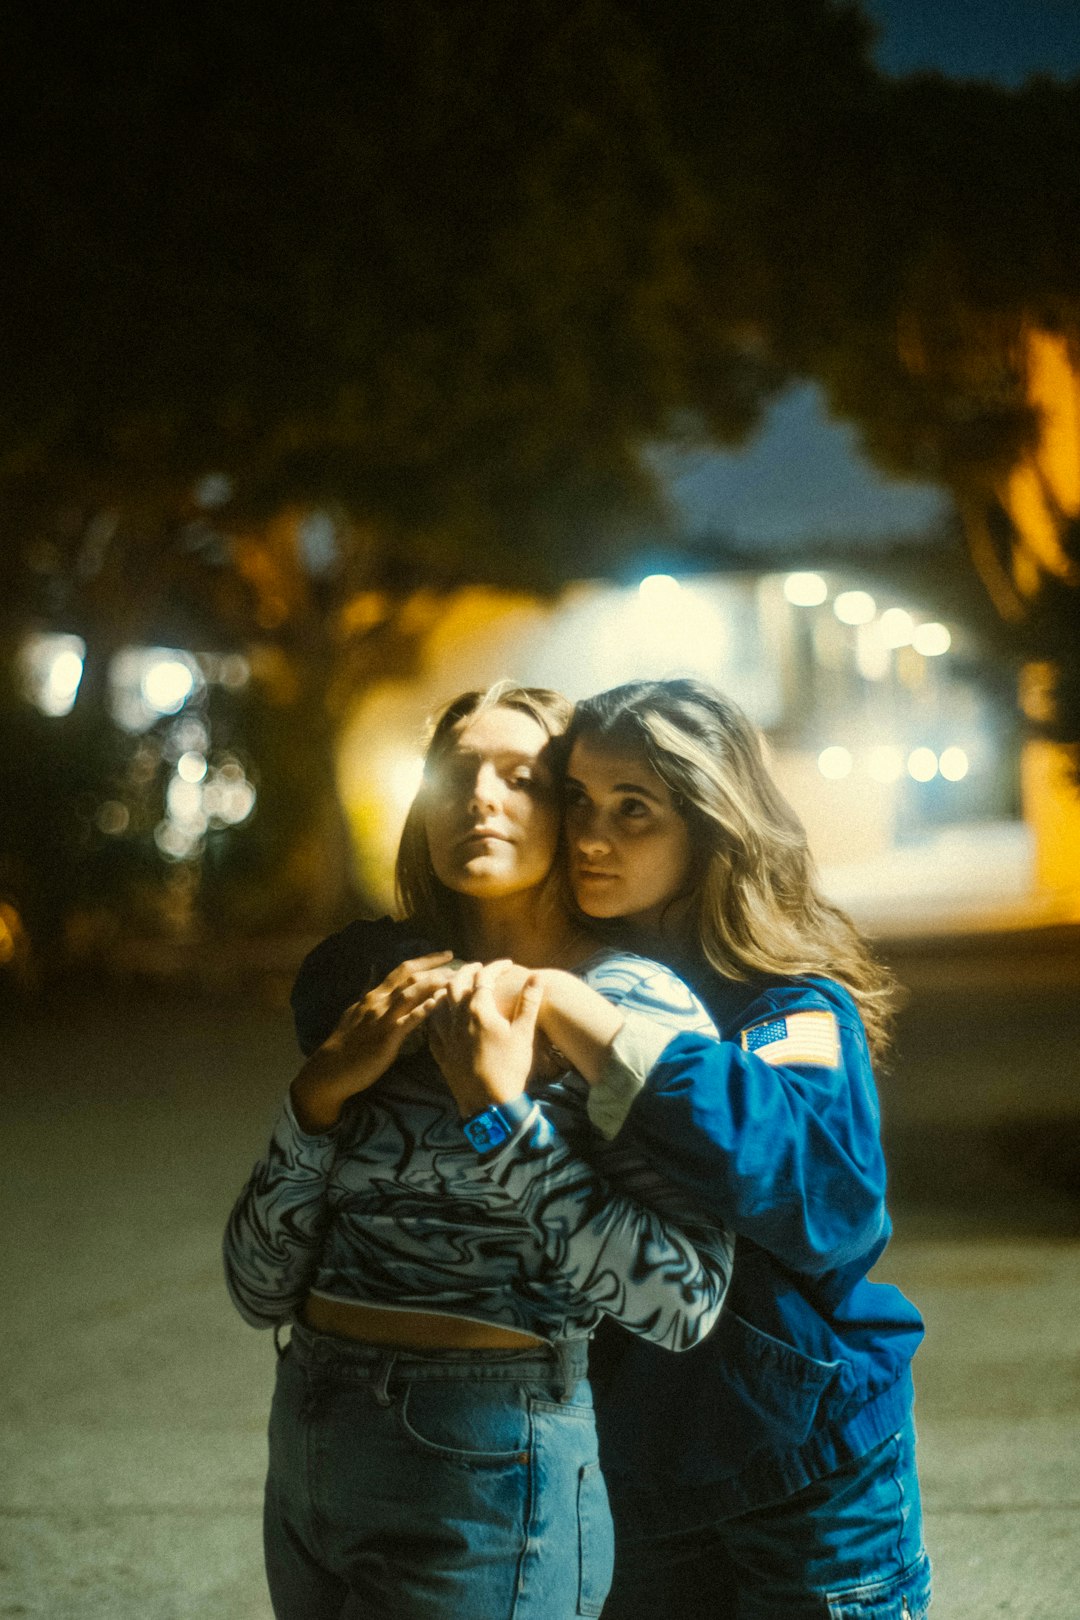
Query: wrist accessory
[[461, 1095, 536, 1155]]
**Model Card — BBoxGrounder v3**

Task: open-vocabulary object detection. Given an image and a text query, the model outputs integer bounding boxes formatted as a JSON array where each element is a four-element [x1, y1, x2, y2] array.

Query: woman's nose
[[467, 764, 501, 814], [573, 809, 610, 854]]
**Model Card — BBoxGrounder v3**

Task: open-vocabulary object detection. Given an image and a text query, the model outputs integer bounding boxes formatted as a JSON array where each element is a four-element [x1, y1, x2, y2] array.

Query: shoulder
[[291, 916, 437, 1055], [729, 974, 870, 1075], [579, 948, 716, 1036]]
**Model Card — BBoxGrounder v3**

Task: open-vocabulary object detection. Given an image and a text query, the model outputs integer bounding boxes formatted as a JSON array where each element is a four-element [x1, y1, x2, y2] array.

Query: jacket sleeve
[[222, 1097, 338, 1327], [586, 983, 888, 1277]]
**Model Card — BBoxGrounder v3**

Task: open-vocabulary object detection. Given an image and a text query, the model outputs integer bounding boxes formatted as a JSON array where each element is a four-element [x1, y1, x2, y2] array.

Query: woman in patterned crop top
[[224, 684, 732, 1620]]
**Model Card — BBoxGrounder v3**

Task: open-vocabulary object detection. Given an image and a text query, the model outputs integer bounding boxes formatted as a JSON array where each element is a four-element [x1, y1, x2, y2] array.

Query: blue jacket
[[291, 922, 923, 1512], [586, 964, 923, 1511]]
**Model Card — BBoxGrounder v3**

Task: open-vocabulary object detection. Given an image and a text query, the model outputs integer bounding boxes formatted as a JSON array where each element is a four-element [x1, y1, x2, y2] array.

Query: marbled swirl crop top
[[224, 949, 733, 1349]]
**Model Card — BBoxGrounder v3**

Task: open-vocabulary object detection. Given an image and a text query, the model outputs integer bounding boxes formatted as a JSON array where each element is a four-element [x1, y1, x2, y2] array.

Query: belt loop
[[273, 1321, 290, 1360], [554, 1339, 576, 1403], [372, 1353, 396, 1407]]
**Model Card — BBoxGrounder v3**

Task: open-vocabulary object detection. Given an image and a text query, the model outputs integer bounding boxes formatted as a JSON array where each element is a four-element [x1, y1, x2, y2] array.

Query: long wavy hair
[[395, 681, 574, 943], [563, 678, 897, 1063]]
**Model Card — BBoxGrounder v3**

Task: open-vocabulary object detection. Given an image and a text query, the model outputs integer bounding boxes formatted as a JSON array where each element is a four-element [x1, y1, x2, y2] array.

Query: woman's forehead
[[448, 704, 551, 757], [567, 736, 669, 797]]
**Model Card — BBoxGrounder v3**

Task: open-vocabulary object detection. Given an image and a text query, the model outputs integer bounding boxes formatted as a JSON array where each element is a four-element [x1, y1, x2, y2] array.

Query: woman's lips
[[575, 868, 618, 882], [459, 829, 511, 848]]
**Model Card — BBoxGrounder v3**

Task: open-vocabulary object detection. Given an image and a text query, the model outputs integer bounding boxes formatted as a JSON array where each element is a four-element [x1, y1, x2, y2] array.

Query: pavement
[[2, 940, 1079, 1619]]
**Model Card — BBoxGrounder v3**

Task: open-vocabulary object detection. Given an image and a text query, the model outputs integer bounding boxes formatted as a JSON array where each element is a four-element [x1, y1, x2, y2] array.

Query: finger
[[513, 973, 545, 1031], [392, 967, 455, 1008], [396, 988, 446, 1028], [475, 959, 513, 991], [446, 962, 481, 1004], [385, 950, 455, 990]]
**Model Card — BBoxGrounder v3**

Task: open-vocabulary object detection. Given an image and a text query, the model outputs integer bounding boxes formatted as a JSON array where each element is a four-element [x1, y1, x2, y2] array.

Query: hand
[[290, 951, 455, 1131], [428, 960, 545, 1118]]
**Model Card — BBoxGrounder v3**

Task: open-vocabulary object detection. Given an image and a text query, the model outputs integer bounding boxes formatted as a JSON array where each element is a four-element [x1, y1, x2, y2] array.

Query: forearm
[[535, 969, 624, 1083], [222, 1097, 336, 1327]]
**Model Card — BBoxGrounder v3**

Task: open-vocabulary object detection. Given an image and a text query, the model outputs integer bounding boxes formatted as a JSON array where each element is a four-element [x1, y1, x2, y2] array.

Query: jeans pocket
[[577, 1459, 614, 1617], [398, 1379, 532, 1468], [826, 1550, 932, 1619]]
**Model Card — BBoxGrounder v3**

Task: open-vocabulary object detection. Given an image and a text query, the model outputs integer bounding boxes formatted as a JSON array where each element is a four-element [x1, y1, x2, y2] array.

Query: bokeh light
[[833, 590, 876, 626], [908, 747, 939, 782], [18, 632, 86, 717], [913, 622, 951, 657], [939, 746, 970, 781], [784, 572, 828, 607], [818, 746, 853, 779]]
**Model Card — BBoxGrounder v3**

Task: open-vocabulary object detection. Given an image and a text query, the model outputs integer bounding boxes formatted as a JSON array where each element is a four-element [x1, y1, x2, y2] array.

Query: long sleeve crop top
[[224, 946, 734, 1350]]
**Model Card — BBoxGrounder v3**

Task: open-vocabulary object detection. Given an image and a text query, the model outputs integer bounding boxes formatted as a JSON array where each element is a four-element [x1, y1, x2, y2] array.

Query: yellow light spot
[[833, 591, 876, 626], [912, 622, 951, 657], [908, 747, 938, 782], [783, 572, 827, 607], [818, 746, 853, 780]]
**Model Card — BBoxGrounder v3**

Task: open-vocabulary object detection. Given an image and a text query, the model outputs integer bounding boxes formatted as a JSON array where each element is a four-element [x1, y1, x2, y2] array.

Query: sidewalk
[[2, 986, 1078, 1618]]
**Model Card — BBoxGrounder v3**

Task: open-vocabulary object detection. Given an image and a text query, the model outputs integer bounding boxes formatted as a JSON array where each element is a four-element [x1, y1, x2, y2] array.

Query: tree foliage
[[2, 0, 1080, 961]]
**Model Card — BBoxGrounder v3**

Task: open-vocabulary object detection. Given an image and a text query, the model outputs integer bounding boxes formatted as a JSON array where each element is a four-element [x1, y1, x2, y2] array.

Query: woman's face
[[424, 705, 561, 901], [564, 736, 694, 931]]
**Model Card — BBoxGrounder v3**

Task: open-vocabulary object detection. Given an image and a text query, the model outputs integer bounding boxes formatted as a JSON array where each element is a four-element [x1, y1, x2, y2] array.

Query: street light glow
[[908, 747, 939, 782], [638, 573, 682, 607], [913, 622, 951, 657], [878, 608, 915, 648], [939, 746, 970, 781], [834, 590, 876, 625], [784, 572, 828, 607], [142, 658, 196, 715], [818, 746, 853, 779]]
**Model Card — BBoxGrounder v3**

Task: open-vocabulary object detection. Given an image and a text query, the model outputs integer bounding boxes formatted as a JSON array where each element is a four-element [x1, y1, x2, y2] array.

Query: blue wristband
[[461, 1095, 536, 1155]]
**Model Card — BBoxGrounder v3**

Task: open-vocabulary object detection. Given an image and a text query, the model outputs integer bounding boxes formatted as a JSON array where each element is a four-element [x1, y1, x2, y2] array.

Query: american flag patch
[[740, 1011, 840, 1068]]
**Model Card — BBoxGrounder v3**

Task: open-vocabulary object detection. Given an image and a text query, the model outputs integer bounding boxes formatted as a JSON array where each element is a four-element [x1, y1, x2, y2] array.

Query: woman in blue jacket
[[545, 677, 931, 1620]]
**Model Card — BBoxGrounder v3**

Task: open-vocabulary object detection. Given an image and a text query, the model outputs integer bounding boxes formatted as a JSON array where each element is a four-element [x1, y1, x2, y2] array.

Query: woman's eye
[[620, 798, 650, 818], [508, 772, 535, 790]]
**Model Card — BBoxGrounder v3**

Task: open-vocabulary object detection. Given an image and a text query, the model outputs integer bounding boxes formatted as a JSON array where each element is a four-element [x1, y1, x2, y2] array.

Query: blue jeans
[[264, 1321, 613, 1619], [601, 1418, 931, 1619]]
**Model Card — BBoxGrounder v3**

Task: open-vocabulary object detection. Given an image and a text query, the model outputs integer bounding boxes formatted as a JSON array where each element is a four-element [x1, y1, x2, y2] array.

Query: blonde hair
[[394, 682, 574, 943], [564, 679, 897, 1063]]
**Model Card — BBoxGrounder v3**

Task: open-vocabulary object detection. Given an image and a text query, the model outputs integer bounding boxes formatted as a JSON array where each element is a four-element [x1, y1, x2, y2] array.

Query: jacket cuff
[[587, 1011, 675, 1139]]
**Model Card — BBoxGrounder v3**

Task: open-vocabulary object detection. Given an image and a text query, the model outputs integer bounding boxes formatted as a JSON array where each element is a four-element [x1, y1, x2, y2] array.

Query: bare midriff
[[301, 1293, 545, 1351]]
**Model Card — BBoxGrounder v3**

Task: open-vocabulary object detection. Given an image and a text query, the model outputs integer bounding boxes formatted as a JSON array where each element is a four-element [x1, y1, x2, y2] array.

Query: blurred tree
[[2, 0, 1079, 967]]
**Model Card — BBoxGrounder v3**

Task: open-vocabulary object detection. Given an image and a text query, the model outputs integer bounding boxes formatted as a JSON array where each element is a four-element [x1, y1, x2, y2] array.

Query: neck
[[622, 902, 695, 970], [457, 884, 595, 970]]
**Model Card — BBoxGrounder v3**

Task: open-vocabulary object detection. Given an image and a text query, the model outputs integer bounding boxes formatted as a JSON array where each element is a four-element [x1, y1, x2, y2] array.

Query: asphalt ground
[[2, 930, 1078, 1618]]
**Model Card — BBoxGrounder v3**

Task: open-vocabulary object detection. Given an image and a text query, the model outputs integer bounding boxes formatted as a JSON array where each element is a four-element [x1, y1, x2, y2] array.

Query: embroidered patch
[[740, 1010, 840, 1068]]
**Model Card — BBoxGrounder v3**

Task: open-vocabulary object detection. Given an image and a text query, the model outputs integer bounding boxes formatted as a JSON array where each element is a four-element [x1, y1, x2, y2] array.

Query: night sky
[[668, 0, 1080, 551]]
